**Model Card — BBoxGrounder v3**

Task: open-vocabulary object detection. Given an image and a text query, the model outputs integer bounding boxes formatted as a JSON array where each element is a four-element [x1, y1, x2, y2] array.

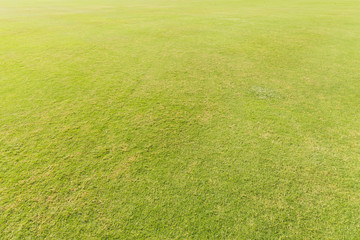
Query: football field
[[1, 0, 360, 238]]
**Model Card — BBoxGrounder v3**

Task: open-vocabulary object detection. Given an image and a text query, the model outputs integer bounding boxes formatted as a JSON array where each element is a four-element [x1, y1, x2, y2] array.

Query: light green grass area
[[1, 0, 360, 238]]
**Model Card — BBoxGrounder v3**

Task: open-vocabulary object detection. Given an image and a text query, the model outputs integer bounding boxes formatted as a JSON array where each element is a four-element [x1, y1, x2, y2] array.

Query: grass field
[[1, 0, 360, 238]]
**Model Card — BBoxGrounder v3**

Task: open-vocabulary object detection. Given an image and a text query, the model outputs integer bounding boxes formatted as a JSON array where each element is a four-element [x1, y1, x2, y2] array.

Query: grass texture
[[1, 0, 360, 238]]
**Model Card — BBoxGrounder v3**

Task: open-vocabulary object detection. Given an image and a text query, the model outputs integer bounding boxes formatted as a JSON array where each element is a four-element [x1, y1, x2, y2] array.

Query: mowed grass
[[1, 0, 360, 238]]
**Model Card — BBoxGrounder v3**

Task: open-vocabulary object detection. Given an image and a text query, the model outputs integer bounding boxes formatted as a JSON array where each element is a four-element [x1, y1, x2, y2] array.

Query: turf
[[1, 0, 360, 238]]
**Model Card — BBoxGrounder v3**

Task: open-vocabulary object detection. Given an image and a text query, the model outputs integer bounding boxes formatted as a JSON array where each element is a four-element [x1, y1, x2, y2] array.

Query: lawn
[[1, 0, 360, 238]]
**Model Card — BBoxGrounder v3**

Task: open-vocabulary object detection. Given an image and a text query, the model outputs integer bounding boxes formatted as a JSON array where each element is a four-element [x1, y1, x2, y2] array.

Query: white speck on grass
[[251, 86, 281, 100]]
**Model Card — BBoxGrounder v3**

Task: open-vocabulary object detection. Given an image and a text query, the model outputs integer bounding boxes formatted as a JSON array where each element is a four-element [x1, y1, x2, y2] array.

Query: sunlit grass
[[1, 0, 360, 238]]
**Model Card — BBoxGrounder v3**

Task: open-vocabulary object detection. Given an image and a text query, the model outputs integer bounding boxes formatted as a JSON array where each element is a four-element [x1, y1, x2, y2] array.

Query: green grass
[[1, 0, 360, 238]]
